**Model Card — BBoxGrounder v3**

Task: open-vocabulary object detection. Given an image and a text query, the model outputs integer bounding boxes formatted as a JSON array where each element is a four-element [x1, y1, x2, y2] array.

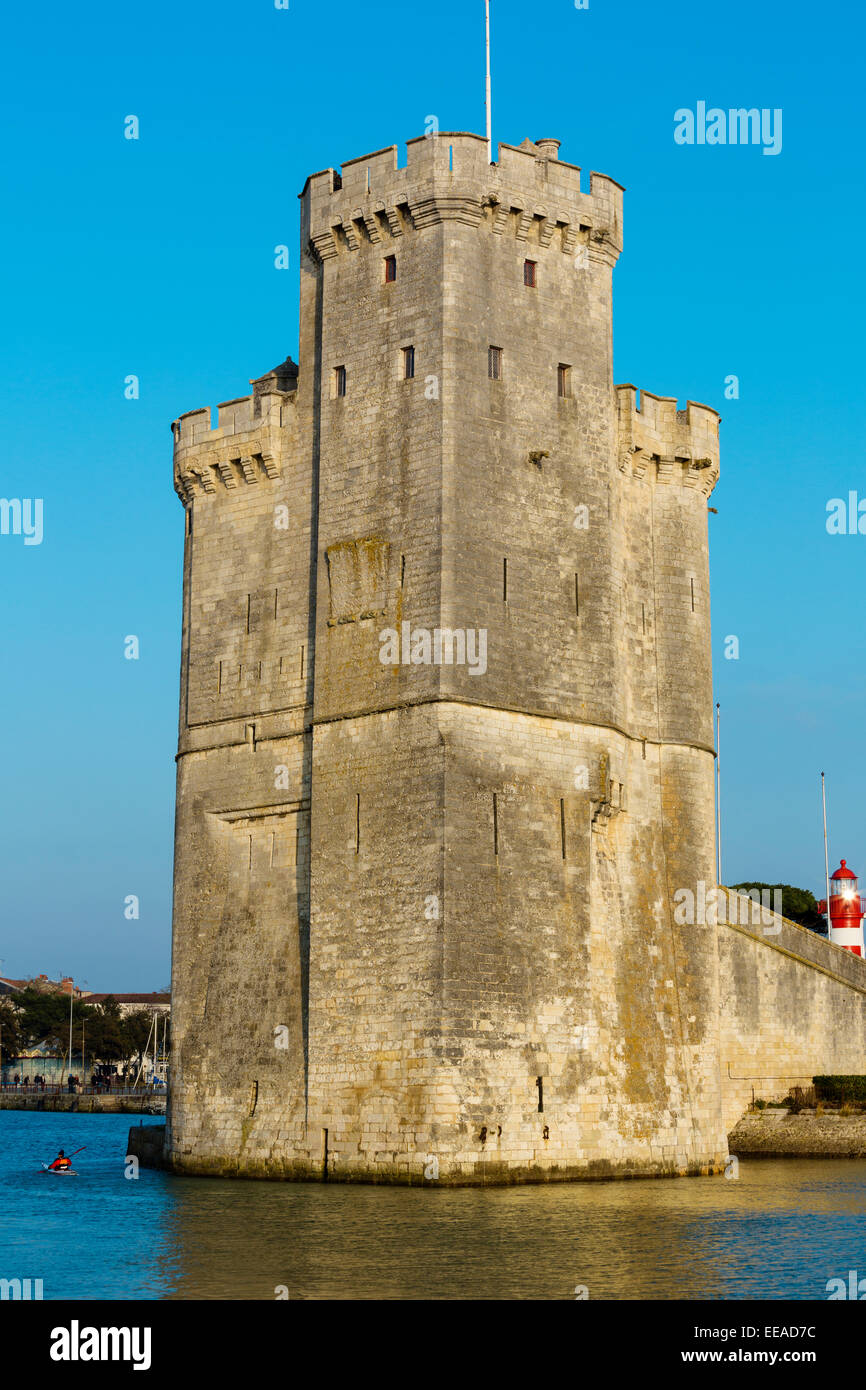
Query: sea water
[[1, 1110, 865, 1300]]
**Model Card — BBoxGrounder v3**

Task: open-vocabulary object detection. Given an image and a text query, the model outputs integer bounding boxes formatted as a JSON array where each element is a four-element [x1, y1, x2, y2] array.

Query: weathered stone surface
[[730, 1111, 866, 1158], [720, 906, 866, 1128], [128, 1123, 169, 1168], [162, 133, 866, 1186], [0, 1095, 165, 1115]]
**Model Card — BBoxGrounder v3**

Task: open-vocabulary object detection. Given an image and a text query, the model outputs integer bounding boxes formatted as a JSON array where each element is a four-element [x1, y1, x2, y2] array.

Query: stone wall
[[162, 132, 865, 1187], [167, 362, 314, 1174], [0, 1095, 165, 1115], [720, 905, 866, 1129], [729, 1111, 866, 1157], [128, 1123, 168, 1166]]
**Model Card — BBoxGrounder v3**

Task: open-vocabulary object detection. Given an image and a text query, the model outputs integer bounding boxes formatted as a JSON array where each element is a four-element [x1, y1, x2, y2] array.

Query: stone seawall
[[128, 1122, 167, 1167], [0, 1094, 165, 1115], [720, 908, 866, 1131], [729, 1111, 866, 1158]]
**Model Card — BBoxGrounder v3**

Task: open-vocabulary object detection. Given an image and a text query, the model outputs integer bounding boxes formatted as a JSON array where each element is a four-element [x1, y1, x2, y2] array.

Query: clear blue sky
[[1, 0, 862, 989]]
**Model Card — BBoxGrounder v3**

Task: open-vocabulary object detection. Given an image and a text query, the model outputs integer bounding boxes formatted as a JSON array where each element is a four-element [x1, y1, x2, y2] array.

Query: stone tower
[[166, 133, 724, 1183]]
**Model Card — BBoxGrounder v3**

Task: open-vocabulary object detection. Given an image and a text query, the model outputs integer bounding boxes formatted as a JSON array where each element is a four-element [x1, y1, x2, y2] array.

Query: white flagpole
[[67, 980, 74, 1085], [716, 703, 722, 884], [821, 771, 832, 936], [485, 0, 492, 164]]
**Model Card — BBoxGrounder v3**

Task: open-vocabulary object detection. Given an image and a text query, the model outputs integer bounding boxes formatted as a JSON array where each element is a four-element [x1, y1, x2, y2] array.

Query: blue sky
[[0, 0, 862, 988]]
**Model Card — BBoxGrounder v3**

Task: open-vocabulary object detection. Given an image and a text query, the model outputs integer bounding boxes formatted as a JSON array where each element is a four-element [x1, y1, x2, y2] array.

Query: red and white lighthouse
[[818, 860, 865, 956]]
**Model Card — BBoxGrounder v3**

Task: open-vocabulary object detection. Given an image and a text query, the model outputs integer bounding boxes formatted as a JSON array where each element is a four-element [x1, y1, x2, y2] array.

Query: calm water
[[2, 1111, 865, 1300]]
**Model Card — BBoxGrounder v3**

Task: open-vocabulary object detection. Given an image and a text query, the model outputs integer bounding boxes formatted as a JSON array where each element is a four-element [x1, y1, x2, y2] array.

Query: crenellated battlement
[[172, 357, 298, 504], [301, 133, 623, 266], [615, 384, 719, 496], [166, 128, 758, 1192]]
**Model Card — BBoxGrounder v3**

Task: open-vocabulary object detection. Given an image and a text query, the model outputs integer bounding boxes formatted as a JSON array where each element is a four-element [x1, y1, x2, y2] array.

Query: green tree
[[85, 997, 127, 1063], [14, 987, 93, 1056], [730, 883, 827, 934], [122, 1009, 155, 1074], [0, 997, 23, 1062], [16, 986, 68, 1048]]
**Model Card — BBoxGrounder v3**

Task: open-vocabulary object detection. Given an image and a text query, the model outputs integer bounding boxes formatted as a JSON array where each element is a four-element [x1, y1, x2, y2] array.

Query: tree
[[122, 1009, 155, 1074], [730, 882, 827, 934], [15, 987, 68, 1049], [0, 997, 23, 1062], [13, 987, 92, 1056], [85, 997, 127, 1064]]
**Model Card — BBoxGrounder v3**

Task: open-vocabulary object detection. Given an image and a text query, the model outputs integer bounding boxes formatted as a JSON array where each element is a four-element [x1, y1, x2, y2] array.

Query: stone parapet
[[301, 133, 622, 268], [616, 385, 720, 496]]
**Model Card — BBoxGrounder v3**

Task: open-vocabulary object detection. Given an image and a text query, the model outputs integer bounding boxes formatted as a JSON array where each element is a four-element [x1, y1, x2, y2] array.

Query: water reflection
[[3, 1115, 865, 1300], [157, 1159, 866, 1301]]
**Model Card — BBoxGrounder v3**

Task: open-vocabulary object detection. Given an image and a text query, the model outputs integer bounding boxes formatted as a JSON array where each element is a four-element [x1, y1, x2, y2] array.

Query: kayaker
[[48, 1150, 71, 1170]]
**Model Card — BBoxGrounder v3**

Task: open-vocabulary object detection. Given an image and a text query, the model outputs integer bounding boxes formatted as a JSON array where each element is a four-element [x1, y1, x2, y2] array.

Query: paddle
[[41, 1145, 86, 1170]]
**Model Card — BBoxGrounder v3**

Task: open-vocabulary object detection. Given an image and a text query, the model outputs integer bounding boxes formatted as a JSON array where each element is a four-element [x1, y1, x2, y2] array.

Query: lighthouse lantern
[[826, 859, 865, 956]]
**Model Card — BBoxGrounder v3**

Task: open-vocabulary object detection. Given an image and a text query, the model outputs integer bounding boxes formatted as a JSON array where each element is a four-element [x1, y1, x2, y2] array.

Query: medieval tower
[[166, 133, 726, 1183]]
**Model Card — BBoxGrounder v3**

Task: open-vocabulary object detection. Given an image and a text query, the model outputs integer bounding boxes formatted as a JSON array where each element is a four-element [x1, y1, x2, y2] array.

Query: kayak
[[39, 1147, 84, 1175]]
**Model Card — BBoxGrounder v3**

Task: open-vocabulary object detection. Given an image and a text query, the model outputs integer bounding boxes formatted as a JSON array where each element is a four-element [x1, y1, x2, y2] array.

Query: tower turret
[[166, 132, 727, 1184]]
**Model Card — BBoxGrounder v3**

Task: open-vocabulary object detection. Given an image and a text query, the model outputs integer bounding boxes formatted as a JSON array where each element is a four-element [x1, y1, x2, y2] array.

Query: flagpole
[[821, 771, 832, 936], [715, 703, 722, 884], [67, 978, 74, 1085], [485, 0, 492, 164]]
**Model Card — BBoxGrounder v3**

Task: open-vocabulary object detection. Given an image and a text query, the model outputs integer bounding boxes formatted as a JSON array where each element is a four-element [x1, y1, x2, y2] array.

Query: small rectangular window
[[384, 254, 397, 283], [524, 259, 537, 287], [335, 365, 347, 397], [558, 363, 571, 398], [403, 346, 415, 379], [488, 345, 502, 380]]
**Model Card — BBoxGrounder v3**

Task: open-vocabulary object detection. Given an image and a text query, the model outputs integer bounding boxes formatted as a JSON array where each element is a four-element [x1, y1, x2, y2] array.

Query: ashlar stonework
[[163, 134, 866, 1184]]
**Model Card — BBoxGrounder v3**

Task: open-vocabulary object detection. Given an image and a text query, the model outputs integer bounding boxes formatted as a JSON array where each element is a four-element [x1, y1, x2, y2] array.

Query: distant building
[[1, 1047, 77, 1083], [0, 974, 87, 998]]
